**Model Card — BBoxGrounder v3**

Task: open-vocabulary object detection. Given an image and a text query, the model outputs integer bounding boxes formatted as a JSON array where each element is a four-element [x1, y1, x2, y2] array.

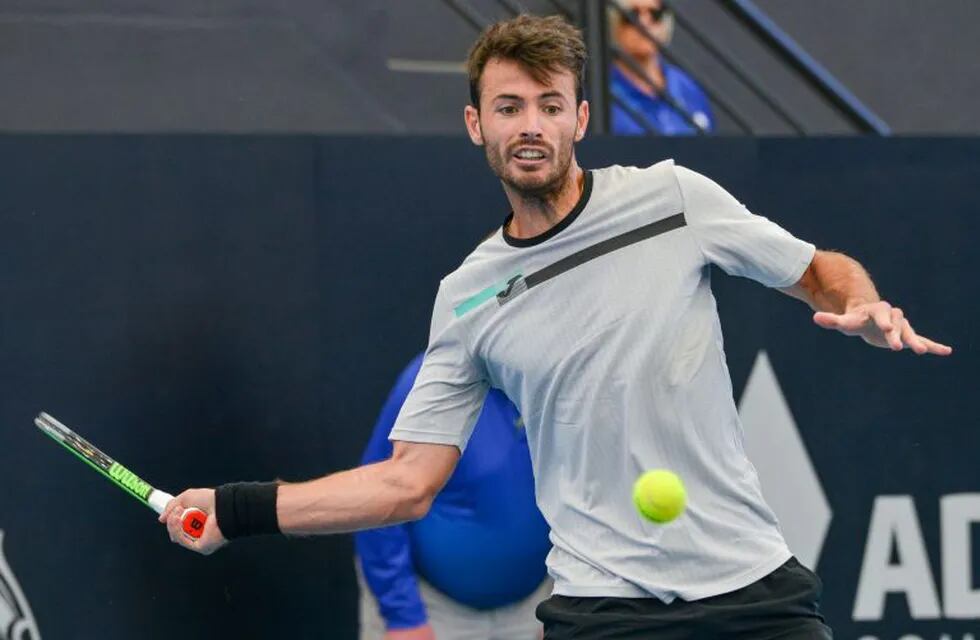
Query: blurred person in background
[[609, 0, 714, 135], [355, 352, 551, 640]]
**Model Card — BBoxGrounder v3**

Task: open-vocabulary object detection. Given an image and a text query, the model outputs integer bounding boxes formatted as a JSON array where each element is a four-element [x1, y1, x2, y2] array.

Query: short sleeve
[[388, 280, 488, 453], [677, 165, 815, 288]]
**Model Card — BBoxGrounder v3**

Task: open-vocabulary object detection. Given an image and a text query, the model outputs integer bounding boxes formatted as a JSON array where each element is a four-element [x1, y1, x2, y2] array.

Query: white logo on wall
[[0, 530, 40, 640], [737, 351, 832, 569], [738, 351, 980, 633]]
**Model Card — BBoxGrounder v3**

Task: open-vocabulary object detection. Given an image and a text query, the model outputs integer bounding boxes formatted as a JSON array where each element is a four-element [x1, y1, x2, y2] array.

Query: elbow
[[404, 486, 436, 521], [387, 465, 439, 522], [386, 441, 458, 523]]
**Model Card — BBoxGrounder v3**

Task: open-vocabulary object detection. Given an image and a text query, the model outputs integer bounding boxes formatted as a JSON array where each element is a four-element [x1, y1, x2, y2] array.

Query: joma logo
[[496, 275, 528, 306]]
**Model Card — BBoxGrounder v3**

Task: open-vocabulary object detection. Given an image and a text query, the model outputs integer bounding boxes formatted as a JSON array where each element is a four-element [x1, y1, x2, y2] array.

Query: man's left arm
[[780, 250, 952, 355]]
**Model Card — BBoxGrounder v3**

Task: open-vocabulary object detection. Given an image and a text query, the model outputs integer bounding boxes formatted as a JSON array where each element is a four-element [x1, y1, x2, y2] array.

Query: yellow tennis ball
[[633, 469, 686, 523]]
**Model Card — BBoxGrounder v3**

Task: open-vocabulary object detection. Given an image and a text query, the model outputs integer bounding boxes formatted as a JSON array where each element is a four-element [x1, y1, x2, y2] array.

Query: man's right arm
[[161, 441, 459, 554]]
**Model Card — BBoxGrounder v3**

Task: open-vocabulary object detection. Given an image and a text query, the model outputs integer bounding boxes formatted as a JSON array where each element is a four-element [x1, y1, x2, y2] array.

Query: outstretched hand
[[813, 301, 952, 355]]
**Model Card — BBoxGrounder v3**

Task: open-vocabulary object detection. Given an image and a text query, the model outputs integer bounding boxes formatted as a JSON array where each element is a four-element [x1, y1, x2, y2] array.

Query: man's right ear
[[464, 105, 484, 146]]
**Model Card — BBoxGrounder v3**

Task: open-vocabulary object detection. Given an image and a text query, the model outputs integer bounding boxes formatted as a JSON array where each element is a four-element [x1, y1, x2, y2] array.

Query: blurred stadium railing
[[2, 1, 979, 134]]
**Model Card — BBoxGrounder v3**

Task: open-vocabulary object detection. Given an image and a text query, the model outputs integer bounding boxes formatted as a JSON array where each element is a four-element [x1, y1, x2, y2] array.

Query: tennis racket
[[34, 412, 207, 539]]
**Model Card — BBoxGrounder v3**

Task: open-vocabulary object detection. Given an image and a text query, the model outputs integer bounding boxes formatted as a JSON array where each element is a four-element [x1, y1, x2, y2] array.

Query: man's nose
[[519, 110, 544, 139]]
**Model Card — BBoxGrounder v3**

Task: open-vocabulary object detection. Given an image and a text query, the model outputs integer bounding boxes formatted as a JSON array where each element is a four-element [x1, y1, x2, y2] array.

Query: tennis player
[[162, 14, 952, 639]]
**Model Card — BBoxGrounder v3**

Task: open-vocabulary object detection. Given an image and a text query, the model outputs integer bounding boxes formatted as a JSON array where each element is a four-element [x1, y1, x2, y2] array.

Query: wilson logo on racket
[[108, 463, 153, 502], [0, 530, 41, 640]]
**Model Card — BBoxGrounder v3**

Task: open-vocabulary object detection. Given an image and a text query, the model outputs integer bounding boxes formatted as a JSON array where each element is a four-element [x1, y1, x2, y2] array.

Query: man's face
[[464, 58, 588, 197], [615, 0, 669, 59]]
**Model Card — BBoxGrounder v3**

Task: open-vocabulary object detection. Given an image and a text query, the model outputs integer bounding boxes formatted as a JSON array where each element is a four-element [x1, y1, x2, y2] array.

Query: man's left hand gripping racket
[[34, 412, 207, 540]]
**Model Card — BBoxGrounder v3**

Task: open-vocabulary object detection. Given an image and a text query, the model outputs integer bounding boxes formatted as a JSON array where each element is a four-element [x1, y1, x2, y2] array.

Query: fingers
[[158, 496, 181, 523], [917, 335, 953, 356], [900, 319, 929, 355], [161, 491, 195, 545], [883, 307, 904, 351], [166, 510, 186, 544], [814, 310, 859, 332], [814, 302, 951, 356], [812, 311, 842, 329], [869, 304, 896, 346], [875, 304, 953, 355]]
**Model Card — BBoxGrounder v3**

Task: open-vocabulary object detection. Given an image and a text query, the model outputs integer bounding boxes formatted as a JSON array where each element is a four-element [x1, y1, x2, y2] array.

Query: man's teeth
[[516, 149, 545, 159]]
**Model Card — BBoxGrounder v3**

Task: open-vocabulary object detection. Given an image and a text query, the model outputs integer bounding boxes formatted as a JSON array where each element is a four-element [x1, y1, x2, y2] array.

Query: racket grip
[[148, 489, 175, 514], [148, 490, 208, 540], [180, 508, 208, 539]]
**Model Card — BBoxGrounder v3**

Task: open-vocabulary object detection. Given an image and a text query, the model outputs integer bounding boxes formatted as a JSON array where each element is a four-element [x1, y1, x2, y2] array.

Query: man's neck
[[615, 52, 664, 96], [504, 163, 585, 240]]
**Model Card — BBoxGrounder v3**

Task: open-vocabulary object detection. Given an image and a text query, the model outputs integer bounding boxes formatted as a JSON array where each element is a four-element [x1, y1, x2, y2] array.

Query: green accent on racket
[[35, 413, 151, 506]]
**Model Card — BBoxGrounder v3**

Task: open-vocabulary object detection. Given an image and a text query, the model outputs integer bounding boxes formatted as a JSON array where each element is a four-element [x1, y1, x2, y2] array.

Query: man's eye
[[498, 105, 518, 115], [543, 105, 561, 115]]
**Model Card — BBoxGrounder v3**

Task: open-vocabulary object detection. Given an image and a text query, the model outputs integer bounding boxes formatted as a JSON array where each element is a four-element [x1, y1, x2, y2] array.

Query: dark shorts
[[536, 557, 833, 640]]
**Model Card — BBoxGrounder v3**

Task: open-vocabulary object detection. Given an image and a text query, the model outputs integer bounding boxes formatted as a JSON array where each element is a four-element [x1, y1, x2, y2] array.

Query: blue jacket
[[610, 60, 715, 135], [354, 353, 551, 630]]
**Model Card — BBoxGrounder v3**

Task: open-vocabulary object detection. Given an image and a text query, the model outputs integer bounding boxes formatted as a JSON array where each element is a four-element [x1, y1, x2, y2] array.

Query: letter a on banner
[[853, 496, 941, 621]]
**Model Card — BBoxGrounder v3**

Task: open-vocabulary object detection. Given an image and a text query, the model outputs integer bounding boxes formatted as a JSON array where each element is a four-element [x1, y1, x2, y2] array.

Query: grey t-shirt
[[390, 160, 816, 602]]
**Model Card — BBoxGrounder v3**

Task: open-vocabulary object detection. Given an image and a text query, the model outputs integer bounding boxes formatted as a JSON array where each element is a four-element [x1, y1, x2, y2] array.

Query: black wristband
[[214, 481, 281, 539]]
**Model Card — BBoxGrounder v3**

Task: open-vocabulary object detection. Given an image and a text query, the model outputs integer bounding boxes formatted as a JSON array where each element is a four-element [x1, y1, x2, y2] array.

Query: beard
[[483, 133, 575, 200]]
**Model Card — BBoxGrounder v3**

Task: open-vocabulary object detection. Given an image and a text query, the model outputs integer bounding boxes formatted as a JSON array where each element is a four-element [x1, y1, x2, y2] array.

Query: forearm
[[274, 441, 459, 536], [276, 460, 431, 536], [784, 250, 880, 313]]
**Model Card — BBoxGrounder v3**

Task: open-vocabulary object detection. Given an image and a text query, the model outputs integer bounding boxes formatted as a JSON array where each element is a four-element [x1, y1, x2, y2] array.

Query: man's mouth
[[512, 147, 548, 165]]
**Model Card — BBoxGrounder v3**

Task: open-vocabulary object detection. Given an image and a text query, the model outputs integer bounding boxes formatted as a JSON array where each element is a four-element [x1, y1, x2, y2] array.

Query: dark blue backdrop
[[0, 136, 975, 639]]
